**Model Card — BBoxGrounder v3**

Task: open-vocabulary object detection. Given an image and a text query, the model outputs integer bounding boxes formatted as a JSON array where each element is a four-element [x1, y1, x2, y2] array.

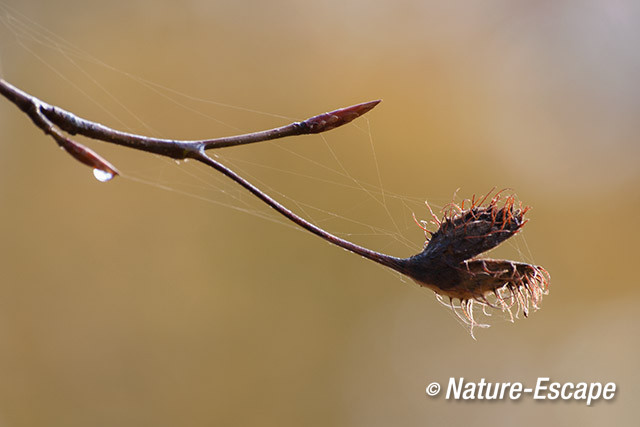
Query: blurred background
[[0, 0, 639, 425]]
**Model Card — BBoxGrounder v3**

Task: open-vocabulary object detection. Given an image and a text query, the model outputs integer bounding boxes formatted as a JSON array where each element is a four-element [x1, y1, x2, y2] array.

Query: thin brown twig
[[0, 78, 379, 171]]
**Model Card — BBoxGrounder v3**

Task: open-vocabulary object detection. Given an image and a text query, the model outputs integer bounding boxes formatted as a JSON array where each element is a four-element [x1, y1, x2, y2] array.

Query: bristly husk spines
[[401, 189, 550, 337]]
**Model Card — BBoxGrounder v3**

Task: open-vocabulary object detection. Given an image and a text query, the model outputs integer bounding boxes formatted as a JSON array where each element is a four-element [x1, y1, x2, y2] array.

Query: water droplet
[[93, 168, 114, 182]]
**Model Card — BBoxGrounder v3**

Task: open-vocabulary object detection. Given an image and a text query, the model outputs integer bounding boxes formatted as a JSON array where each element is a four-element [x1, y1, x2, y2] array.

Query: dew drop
[[93, 168, 114, 182]]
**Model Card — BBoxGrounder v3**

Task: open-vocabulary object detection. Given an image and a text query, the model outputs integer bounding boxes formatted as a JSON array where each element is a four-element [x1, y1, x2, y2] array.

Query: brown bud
[[301, 100, 381, 133]]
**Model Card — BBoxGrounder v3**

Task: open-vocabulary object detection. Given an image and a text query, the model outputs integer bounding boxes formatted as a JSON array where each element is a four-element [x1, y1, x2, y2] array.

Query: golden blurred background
[[0, 0, 638, 425]]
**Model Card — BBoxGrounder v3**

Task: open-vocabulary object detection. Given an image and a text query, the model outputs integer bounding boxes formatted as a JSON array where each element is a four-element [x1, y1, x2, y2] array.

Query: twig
[[0, 78, 379, 176], [0, 77, 401, 266]]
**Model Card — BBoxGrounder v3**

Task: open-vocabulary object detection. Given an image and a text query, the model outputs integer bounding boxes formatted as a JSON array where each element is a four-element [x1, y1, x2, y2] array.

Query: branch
[[0, 77, 549, 335]]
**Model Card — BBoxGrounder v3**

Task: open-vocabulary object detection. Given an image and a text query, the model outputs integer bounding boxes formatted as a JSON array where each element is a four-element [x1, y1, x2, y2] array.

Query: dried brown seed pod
[[399, 189, 550, 336]]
